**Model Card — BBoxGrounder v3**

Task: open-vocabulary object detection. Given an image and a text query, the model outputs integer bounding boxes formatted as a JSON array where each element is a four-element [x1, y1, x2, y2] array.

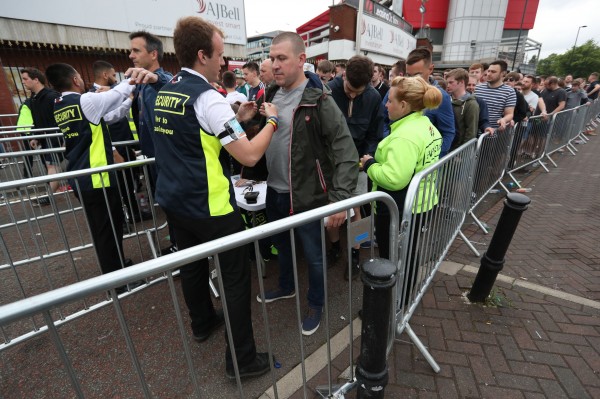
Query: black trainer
[[32, 196, 51, 207], [226, 352, 272, 380], [193, 310, 225, 343]]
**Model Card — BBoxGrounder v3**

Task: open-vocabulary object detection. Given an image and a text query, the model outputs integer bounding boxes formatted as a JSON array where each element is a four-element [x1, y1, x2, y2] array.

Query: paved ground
[[281, 131, 600, 398]]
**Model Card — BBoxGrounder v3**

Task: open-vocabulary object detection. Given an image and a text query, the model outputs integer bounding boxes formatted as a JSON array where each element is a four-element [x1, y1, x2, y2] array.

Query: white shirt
[[225, 90, 247, 105], [62, 80, 134, 125], [523, 90, 539, 111]]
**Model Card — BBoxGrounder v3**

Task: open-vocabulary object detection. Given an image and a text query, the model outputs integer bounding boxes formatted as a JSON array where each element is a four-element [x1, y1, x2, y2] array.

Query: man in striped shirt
[[474, 60, 516, 132]]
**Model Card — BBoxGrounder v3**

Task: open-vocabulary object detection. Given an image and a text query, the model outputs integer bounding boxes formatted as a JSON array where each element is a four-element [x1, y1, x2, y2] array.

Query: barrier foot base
[[315, 381, 355, 398], [405, 323, 440, 373], [567, 143, 577, 155], [459, 230, 481, 257], [545, 154, 558, 168], [470, 211, 489, 234]]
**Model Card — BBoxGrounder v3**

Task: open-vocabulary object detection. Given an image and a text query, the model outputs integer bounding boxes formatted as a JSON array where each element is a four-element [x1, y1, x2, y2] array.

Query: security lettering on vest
[[54, 105, 83, 126], [155, 92, 189, 115]]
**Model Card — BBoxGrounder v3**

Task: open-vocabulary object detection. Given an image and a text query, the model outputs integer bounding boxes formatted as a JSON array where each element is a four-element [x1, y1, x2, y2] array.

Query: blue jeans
[[266, 187, 324, 309]]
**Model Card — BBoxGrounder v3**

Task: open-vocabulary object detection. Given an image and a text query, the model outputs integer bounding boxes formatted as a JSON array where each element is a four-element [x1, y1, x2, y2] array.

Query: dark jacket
[[264, 72, 359, 214], [30, 87, 61, 148], [451, 94, 479, 151], [513, 88, 528, 124], [328, 76, 383, 155]]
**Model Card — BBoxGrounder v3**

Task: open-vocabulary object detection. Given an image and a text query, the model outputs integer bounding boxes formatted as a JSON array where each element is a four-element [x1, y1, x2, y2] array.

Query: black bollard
[[468, 193, 531, 302], [356, 258, 397, 399]]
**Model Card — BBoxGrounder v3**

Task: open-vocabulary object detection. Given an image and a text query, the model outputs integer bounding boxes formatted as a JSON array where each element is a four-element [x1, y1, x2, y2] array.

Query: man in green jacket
[[446, 68, 479, 151], [16, 98, 34, 176], [256, 32, 358, 336]]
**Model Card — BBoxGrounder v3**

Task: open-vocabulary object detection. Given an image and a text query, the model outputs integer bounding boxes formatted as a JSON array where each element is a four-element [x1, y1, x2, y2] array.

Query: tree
[[536, 40, 600, 78], [536, 53, 560, 76]]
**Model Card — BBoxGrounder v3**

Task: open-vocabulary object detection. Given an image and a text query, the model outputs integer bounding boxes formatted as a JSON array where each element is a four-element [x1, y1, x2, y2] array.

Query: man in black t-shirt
[[541, 76, 567, 114], [586, 72, 600, 100]]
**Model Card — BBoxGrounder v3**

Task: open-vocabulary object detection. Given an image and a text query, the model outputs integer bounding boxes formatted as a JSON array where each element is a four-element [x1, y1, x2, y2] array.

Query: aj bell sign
[[360, 14, 416, 60], [196, 0, 247, 44]]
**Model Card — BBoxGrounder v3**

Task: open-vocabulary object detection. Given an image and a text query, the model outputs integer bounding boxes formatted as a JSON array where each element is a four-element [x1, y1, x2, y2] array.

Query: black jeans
[[165, 210, 257, 368]]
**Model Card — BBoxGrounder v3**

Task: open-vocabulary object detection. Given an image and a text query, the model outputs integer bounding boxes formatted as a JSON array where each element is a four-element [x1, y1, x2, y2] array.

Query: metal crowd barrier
[[544, 108, 576, 165], [506, 114, 552, 183], [0, 127, 65, 182], [461, 129, 514, 256], [0, 191, 397, 399], [0, 160, 164, 322], [583, 98, 600, 133], [394, 139, 478, 373], [564, 104, 591, 155]]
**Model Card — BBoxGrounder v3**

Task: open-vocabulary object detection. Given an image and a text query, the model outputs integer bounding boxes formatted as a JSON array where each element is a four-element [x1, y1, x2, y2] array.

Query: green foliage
[[483, 287, 512, 308], [536, 40, 600, 78]]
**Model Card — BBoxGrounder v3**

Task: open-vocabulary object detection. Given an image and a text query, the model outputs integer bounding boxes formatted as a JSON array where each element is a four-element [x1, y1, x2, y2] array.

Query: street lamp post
[[569, 25, 587, 65], [418, 0, 427, 38], [511, 0, 528, 71]]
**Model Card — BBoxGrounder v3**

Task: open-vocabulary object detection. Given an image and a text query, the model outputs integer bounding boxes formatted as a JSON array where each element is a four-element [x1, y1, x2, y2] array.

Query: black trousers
[[79, 188, 125, 274], [165, 210, 256, 368]]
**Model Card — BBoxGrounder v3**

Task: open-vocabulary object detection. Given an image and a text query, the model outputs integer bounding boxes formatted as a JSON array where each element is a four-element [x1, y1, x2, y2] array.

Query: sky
[[244, 0, 598, 60]]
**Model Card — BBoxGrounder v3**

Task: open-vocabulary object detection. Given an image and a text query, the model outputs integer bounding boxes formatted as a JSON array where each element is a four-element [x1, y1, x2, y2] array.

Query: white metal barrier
[[0, 160, 165, 317], [0, 192, 397, 398], [459, 128, 515, 256], [394, 139, 478, 373]]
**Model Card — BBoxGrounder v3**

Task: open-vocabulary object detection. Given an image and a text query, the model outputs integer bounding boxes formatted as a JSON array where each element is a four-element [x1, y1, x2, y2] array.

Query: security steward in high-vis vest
[[89, 60, 150, 223], [152, 16, 279, 379], [16, 98, 35, 177], [45, 63, 135, 277]]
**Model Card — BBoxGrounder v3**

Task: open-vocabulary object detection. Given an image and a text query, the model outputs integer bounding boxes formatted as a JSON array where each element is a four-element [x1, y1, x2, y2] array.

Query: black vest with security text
[[54, 93, 115, 191], [153, 70, 236, 219]]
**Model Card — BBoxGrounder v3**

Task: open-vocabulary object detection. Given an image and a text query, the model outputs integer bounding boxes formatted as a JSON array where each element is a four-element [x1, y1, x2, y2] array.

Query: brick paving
[[287, 131, 600, 398]]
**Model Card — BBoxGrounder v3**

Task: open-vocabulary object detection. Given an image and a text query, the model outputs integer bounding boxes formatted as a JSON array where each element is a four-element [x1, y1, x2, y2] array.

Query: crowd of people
[[11, 15, 600, 380]]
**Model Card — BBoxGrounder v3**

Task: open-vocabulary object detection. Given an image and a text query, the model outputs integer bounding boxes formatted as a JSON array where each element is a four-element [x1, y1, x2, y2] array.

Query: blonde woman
[[360, 76, 442, 261]]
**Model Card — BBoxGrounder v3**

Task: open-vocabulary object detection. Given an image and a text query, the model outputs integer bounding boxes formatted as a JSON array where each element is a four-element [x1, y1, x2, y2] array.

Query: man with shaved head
[[257, 32, 358, 337], [259, 59, 274, 85]]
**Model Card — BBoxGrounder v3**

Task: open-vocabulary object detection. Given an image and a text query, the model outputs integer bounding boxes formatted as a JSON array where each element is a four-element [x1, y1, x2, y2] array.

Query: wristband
[[112, 146, 117, 151], [266, 116, 279, 131]]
